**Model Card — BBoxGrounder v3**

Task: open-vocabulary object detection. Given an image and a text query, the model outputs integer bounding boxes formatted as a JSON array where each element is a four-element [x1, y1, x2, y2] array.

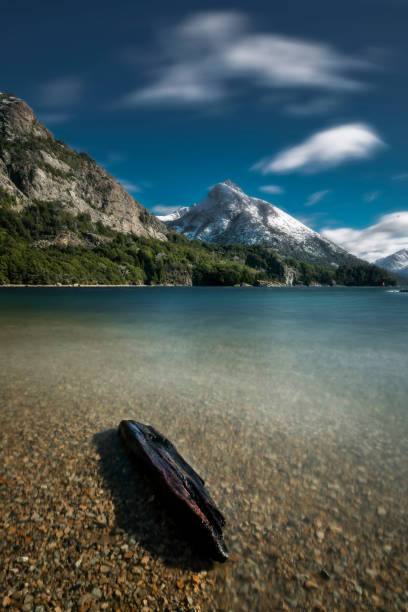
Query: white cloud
[[253, 123, 384, 174], [121, 11, 372, 107], [322, 211, 408, 261], [117, 179, 141, 193], [39, 77, 83, 107], [304, 189, 331, 206], [364, 190, 381, 203], [392, 172, 408, 181], [124, 68, 223, 106], [224, 35, 366, 90], [178, 11, 246, 41], [259, 184, 284, 194], [150, 204, 180, 215]]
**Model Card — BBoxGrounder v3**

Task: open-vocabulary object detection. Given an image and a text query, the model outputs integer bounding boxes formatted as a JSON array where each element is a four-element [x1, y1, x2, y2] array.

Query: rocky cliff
[[0, 93, 167, 239]]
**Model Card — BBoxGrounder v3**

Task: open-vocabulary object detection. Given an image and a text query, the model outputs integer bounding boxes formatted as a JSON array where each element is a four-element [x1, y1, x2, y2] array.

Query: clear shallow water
[[1, 287, 408, 610], [1, 287, 407, 428]]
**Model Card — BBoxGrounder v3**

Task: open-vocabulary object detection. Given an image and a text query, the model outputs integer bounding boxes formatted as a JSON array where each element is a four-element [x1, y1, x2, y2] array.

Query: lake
[[1, 287, 407, 610]]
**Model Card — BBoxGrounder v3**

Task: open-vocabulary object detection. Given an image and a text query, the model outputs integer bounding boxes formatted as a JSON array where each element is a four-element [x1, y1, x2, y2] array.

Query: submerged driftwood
[[118, 419, 228, 562]]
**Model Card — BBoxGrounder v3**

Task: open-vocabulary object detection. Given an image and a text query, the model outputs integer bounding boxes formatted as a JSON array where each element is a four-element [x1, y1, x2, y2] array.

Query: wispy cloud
[[392, 172, 408, 181], [322, 211, 408, 261], [150, 204, 180, 215], [259, 184, 284, 194], [364, 190, 381, 203], [120, 11, 372, 108], [105, 152, 126, 165], [37, 112, 73, 125], [284, 96, 342, 116], [117, 179, 141, 193], [38, 77, 84, 107], [304, 189, 331, 206], [253, 123, 384, 174]]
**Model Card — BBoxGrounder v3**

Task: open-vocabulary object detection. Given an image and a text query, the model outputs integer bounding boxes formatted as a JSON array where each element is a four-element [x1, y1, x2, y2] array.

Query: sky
[[1, 0, 408, 260]]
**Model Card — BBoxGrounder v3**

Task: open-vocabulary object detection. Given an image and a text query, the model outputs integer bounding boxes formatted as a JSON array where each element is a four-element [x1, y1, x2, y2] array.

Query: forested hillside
[[0, 189, 395, 287]]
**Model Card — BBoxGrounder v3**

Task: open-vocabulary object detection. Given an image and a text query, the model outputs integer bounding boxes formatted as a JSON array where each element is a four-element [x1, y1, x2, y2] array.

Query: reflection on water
[[1, 287, 407, 610]]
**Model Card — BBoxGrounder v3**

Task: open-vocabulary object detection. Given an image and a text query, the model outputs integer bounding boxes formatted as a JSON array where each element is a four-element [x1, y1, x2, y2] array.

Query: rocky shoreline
[[2, 382, 407, 611]]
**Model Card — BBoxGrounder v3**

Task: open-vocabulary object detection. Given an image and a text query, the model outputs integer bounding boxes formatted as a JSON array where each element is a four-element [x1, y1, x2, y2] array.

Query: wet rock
[[304, 580, 319, 590], [91, 587, 102, 599], [284, 597, 298, 607], [118, 419, 228, 562]]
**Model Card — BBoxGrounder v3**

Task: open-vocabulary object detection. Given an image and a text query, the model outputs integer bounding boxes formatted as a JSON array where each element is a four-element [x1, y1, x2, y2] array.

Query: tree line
[[0, 192, 396, 287]]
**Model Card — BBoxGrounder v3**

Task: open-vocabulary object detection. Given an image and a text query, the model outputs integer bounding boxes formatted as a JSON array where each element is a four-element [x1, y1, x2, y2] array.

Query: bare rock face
[[0, 92, 167, 239], [0, 156, 26, 202], [0, 94, 51, 141], [284, 265, 299, 286]]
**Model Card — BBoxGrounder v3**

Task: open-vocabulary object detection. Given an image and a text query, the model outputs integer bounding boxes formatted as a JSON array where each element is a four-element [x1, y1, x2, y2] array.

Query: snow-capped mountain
[[159, 180, 359, 266], [375, 249, 408, 278]]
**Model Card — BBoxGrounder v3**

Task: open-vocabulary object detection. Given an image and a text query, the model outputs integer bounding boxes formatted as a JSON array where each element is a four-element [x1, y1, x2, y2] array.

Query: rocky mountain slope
[[160, 180, 360, 266], [0, 92, 167, 239], [376, 249, 408, 278]]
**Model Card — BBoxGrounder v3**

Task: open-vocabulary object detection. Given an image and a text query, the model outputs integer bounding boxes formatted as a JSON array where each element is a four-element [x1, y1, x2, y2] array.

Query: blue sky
[[1, 0, 407, 260]]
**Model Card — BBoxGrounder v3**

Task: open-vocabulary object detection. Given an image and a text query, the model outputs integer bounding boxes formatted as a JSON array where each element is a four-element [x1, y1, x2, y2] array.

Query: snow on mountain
[[159, 180, 358, 266], [375, 249, 408, 278], [158, 206, 192, 223]]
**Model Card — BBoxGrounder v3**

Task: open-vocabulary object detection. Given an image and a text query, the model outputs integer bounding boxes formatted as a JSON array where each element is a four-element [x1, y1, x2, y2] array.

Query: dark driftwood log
[[118, 419, 228, 562]]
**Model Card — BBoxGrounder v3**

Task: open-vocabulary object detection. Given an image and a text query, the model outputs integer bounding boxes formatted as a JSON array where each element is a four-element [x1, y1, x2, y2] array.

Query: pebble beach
[[1, 287, 408, 611]]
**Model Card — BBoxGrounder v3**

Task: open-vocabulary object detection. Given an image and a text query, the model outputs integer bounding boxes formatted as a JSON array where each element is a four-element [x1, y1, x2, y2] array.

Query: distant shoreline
[[0, 283, 400, 289], [0, 283, 284, 288], [0, 283, 170, 288]]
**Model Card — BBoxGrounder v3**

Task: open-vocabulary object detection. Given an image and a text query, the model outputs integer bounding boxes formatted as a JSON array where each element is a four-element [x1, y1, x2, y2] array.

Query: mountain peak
[[223, 179, 243, 190], [376, 248, 408, 278], [0, 93, 51, 141], [161, 182, 358, 266], [206, 180, 247, 206], [210, 179, 244, 196]]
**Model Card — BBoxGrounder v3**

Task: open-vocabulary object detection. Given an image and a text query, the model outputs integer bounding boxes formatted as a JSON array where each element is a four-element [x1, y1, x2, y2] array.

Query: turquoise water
[[1, 287, 407, 610], [1, 286, 407, 422]]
